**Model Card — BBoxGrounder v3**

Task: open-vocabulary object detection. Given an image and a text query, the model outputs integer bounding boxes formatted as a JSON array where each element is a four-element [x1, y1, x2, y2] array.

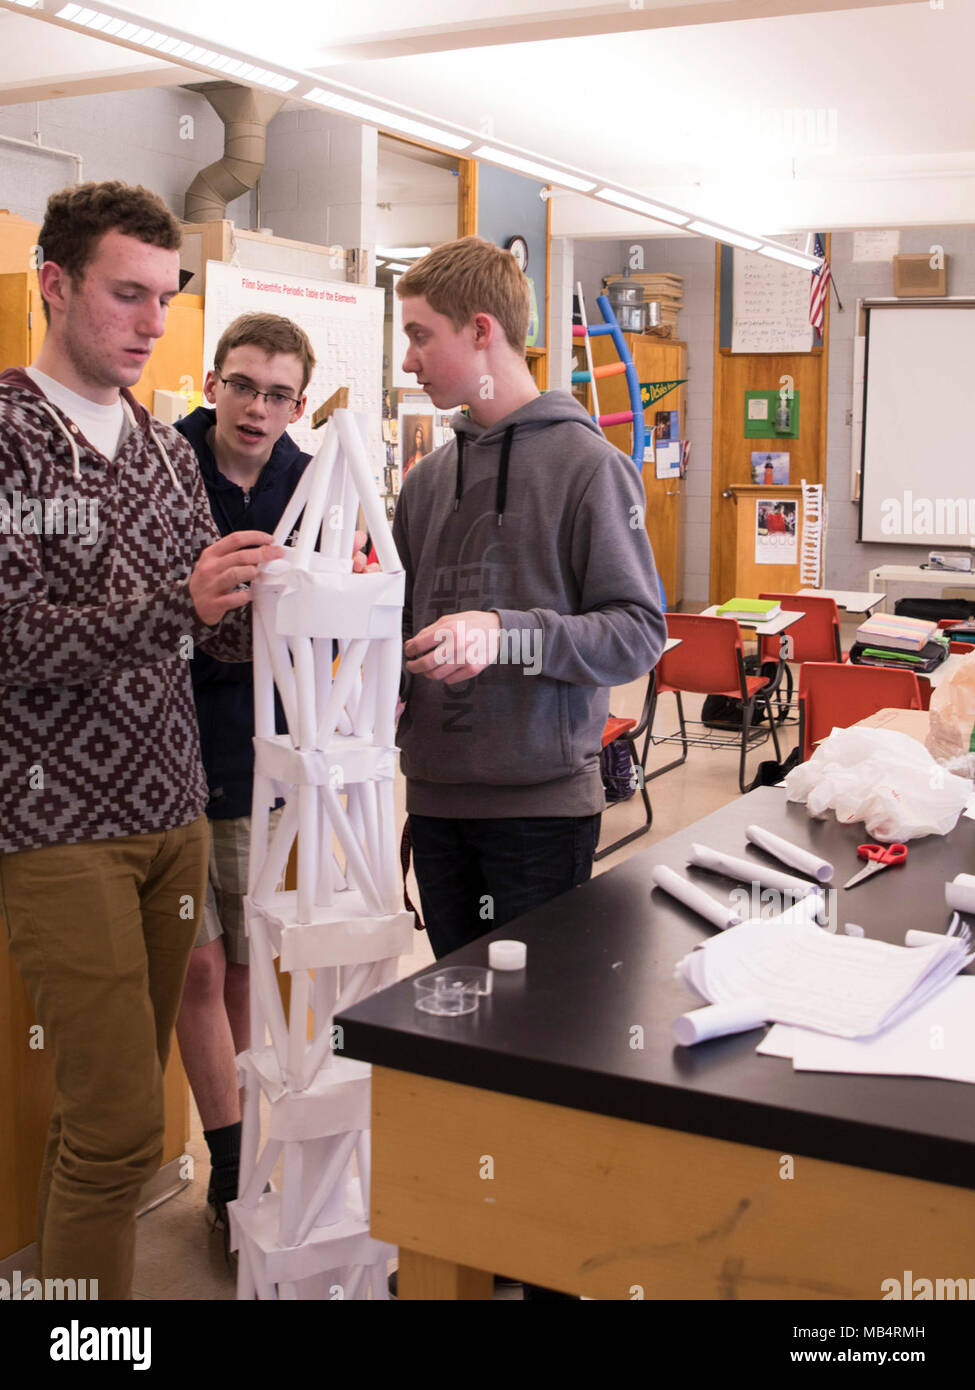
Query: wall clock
[[505, 235, 529, 272]]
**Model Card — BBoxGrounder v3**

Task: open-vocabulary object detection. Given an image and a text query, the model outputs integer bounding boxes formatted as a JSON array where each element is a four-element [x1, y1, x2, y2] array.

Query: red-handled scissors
[[843, 842, 908, 890]]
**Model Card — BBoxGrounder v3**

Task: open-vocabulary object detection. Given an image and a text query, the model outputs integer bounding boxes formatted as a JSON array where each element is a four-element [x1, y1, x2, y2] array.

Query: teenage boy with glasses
[[172, 313, 316, 1248]]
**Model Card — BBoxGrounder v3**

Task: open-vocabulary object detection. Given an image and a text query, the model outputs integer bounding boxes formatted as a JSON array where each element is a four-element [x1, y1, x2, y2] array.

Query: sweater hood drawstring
[[454, 424, 516, 526], [31, 393, 181, 491], [35, 400, 82, 481], [121, 396, 181, 491]]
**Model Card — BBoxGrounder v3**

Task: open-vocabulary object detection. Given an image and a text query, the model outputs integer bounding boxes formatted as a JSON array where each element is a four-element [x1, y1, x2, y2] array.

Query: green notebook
[[716, 598, 780, 616]]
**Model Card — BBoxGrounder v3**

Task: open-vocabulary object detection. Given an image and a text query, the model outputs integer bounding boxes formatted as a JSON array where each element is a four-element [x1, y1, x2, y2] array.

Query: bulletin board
[[203, 260, 385, 487]]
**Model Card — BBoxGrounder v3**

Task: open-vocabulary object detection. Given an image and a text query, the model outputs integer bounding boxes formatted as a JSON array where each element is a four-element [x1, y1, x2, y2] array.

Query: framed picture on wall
[[398, 403, 437, 480]]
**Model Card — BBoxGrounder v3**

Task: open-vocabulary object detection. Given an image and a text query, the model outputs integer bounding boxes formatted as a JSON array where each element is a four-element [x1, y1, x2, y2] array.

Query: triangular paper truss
[[232, 407, 413, 1300]]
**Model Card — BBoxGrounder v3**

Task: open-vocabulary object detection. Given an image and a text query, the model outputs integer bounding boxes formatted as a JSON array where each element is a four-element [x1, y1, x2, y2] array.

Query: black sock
[[203, 1122, 241, 1205]]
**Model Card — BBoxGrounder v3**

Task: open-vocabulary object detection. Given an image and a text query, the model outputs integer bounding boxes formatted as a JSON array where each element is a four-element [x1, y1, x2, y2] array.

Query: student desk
[[699, 604, 804, 640], [338, 787, 975, 1300], [797, 588, 883, 615]]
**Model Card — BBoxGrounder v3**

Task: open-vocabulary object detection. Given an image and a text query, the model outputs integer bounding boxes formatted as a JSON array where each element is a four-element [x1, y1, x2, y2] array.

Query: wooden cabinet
[[0, 272, 46, 372], [0, 272, 203, 417], [575, 333, 687, 607]]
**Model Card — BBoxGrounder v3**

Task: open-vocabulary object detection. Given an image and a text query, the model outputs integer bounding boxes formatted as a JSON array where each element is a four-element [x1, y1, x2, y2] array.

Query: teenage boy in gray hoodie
[[394, 236, 666, 960]]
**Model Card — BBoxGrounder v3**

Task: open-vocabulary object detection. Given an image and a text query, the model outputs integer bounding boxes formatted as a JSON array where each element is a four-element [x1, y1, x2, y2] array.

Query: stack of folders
[[716, 597, 781, 624], [851, 613, 947, 673]]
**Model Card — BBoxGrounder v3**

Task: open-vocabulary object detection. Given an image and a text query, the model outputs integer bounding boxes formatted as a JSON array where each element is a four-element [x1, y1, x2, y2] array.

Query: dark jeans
[[408, 812, 602, 960]]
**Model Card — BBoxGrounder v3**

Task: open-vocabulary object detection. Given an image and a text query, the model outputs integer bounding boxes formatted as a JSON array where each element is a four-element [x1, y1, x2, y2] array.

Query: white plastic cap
[[489, 939, 526, 971]]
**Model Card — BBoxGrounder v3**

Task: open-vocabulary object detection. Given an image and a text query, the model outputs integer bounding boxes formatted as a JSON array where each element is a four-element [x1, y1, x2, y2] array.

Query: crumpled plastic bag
[[783, 726, 972, 842], [926, 651, 975, 779]]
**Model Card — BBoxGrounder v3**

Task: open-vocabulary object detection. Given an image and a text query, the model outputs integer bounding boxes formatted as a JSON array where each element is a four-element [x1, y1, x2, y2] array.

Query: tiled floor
[[132, 642, 815, 1299]]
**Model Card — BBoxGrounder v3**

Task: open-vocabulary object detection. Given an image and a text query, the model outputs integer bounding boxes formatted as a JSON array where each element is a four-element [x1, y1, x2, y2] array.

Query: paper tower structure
[[231, 408, 412, 1299]]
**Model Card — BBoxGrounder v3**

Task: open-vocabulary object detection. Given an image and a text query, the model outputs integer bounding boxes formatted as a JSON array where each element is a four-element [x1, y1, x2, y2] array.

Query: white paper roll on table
[[745, 824, 834, 884], [905, 929, 950, 948], [651, 864, 743, 931], [674, 997, 770, 1047], [945, 873, 975, 915], [688, 842, 821, 899]]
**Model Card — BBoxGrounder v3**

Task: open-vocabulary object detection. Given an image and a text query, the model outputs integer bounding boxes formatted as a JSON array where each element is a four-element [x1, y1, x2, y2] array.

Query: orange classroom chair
[[648, 613, 783, 794], [758, 591, 845, 665], [797, 662, 922, 762], [595, 710, 653, 861]]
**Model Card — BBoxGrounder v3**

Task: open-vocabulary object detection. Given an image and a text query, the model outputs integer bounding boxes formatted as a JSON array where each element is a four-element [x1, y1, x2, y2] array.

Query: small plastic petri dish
[[414, 966, 493, 1016]]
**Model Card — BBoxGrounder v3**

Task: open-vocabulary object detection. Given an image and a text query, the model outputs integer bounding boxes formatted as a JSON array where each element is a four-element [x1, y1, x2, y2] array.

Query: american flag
[[809, 233, 831, 336]]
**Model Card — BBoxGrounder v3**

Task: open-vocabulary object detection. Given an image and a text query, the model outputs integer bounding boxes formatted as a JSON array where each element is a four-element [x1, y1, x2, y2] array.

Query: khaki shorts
[[195, 809, 283, 964]]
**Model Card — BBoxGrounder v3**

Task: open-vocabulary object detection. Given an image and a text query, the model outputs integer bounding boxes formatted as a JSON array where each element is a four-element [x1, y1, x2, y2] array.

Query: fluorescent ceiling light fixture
[[686, 219, 761, 251], [472, 146, 595, 193], [757, 242, 822, 271], [38, 1, 819, 271], [54, 5, 296, 90], [384, 262, 411, 273], [306, 88, 470, 150], [376, 246, 430, 259], [595, 189, 689, 226]]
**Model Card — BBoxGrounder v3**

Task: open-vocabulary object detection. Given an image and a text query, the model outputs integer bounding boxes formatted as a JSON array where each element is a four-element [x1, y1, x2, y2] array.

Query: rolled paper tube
[[745, 824, 834, 884], [652, 864, 743, 931], [688, 843, 821, 899], [906, 929, 951, 947], [598, 410, 634, 428], [945, 873, 975, 915], [673, 997, 770, 1047]]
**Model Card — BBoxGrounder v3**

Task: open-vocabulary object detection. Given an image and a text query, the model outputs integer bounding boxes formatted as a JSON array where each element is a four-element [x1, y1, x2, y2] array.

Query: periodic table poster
[[202, 260, 385, 487]]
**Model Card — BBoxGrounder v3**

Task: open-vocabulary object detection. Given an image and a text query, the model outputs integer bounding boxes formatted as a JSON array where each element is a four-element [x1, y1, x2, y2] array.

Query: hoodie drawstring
[[454, 425, 515, 526], [35, 401, 81, 481], [454, 432, 465, 511], [34, 396, 181, 491], [120, 397, 181, 491]]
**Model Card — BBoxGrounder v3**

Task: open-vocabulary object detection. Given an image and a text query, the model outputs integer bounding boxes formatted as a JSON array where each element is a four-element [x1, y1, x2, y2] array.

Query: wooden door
[[0, 274, 31, 372], [590, 334, 686, 606], [709, 243, 829, 605]]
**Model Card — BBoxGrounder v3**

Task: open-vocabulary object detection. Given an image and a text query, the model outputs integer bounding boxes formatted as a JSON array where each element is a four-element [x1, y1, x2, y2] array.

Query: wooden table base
[[372, 1067, 975, 1301]]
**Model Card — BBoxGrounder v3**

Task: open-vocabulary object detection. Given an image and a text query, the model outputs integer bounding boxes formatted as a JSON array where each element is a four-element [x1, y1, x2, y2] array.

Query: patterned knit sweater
[[0, 369, 252, 853]]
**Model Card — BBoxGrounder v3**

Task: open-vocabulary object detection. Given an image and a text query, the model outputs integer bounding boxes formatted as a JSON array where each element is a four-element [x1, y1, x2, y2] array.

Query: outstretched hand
[[405, 611, 501, 685], [190, 531, 285, 626]]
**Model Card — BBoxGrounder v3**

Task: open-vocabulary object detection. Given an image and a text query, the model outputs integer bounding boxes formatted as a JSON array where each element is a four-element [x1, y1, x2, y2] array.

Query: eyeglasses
[[215, 373, 301, 411]]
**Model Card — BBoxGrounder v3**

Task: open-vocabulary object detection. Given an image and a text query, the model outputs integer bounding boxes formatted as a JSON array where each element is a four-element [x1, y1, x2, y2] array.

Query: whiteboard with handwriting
[[732, 234, 813, 354], [203, 260, 385, 487]]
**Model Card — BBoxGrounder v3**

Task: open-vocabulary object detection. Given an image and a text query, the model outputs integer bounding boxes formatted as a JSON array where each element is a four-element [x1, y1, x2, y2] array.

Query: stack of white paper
[[759, 978, 975, 1083], [676, 918, 971, 1039]]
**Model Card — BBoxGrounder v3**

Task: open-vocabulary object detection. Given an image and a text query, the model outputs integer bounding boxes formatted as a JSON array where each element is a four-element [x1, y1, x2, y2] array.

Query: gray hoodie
[[392, 390, 667, 818]]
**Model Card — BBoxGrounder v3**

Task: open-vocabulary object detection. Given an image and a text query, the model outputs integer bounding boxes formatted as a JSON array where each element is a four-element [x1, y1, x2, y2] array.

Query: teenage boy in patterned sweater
[[0, 181, 282, 1299]]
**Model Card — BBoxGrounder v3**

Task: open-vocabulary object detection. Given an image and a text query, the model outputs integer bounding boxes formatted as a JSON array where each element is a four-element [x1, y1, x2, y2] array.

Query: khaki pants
[[0, 815, 208, 1300]]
